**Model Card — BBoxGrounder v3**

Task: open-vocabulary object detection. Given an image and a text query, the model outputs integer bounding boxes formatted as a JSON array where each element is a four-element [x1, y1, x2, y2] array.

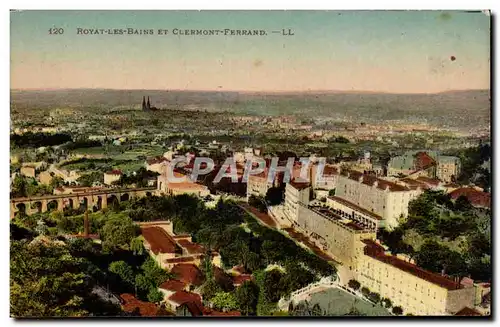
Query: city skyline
[[11, 10, 490, 93]]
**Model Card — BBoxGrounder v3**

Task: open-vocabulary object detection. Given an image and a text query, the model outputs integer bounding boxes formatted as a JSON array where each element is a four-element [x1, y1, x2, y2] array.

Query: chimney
[[84, 210, 90, 238]]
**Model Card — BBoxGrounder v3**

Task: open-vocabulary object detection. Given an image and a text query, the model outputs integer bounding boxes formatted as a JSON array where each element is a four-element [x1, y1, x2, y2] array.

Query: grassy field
[[308, 288, 390, 316]]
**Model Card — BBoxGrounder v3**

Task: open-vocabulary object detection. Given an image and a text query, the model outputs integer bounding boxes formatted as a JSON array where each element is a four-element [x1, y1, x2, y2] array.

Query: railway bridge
[[10, 187, 157, 219]]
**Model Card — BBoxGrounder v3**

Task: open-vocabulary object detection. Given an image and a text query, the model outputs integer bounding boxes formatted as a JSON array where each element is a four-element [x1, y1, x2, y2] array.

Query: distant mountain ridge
[[10, 89, 490, 129]]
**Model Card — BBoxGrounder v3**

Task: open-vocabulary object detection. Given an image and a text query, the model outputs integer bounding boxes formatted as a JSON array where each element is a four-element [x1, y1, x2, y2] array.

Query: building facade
[[356, 240, 476, 316], [335, 171, 421, 229], [283, 182, 310, 224], [295, 204, 376, 269]]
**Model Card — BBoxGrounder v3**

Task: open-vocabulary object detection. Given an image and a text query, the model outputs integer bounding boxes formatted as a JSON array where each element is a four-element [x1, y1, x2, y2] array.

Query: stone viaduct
[[10, 187, 157, 219]]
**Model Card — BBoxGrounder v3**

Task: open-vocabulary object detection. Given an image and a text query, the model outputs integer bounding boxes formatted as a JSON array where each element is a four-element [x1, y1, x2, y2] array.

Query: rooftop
[[341, 170, 410, 192], [168, 290, 202, 306], [105, 169, 122, 175], [363, 240, 462, 291], [159, 279, 186, 292], [454, 307, 482, 316], [171, 263, 205, 286], [288, 180, 310, 190], [328, 196, 383, 220], [141, 226, 179, 255], [449, 187, 491, 208], [120, 293, 162, 317], [177, 239, 206, 255]]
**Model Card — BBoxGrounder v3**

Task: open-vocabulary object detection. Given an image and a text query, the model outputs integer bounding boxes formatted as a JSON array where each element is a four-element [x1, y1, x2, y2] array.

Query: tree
[[108, 261, 135, 286], [49, 176, 64, 189], [348, 279, 361, 291], [455, 195, 473, 212], [263, 269, 285, 303], [210, 292, 239, 312], [140, 257, 170, 286], [100, 216, 138, 251], [261, 240, 281, 265], [201, 278, 223, 300], [392, 306, 403, 315], [10, 240, 88, 317], [235, 281, 259, 315], [361, 287, 370, 298], [265, 187, 284, 206], [368, 292, 381, 304], [130, 236, 145, 255], [381, 297, 392, 308], [147, 288, 164, 304]]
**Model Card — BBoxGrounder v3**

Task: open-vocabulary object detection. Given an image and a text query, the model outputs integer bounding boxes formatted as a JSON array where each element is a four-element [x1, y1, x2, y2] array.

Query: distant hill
[[10, 89, 490, 128]]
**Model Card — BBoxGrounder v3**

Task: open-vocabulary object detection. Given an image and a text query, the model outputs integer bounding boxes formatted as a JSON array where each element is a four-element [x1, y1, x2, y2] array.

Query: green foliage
[[210, 292, 239, 311], [265, 187, 284, 206], [147, 288, 164, 304], [11, 175, 53, 198], [248, 195, 267, 213], [109, 261, 135, 286], [201, 278, 223, 300], [140, 256, 171, 286], [348, 279, 361, 291], [11, 132, 72, 148], [10, 240, 88, 317], [392, 306, 403, 315], [77, 172, 103, 187], [235, 281, 259, 316], [101, 216, 138, 251], [381, 298, 392, 308], [383, 189, 491, 282], [360, 287, 370, 297], [368, 292, 381, 304], [130, 236, 145, 255]]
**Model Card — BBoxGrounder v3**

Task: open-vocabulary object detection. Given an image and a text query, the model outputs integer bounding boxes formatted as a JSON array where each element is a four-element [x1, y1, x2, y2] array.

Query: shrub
[[348, 279, 361, 291], [392, 306, 403, 315]]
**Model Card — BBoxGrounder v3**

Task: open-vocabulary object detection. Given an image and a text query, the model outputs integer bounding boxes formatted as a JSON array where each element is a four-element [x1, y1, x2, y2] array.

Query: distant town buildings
[[104, 170, 123, 185]]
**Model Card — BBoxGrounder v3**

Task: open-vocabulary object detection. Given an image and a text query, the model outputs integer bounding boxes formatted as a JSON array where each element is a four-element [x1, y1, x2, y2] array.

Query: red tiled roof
[[323, 165, 339, 176], [181, 301, 204, 316], [449, 187, 491, 208], [400, 178, 431, 190], [168, 291, 202, 306], [454, 307, 482, 316], [120, 293, 161, 317], [415, 176, 441, 186], [343, 170, 409, 191], [106, 169, 122, 175], [171, 263, 205, 286], [177, 239, 206, 255], [232, 274, 253, 286], [203, 309, 242, 316], [159, 279, 186, 292], [147, 157, 169, 165], [289, 181, 310, 190], [414, 152, 437, 170], [141, 226, 178, 255], [232, 265, 246, 274], [328, 196, 382, 220], [363, 242, 462, 291]]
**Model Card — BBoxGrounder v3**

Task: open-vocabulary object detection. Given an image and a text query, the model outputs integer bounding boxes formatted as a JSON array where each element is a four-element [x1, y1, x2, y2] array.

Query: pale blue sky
[[10, 10, 491, 92]]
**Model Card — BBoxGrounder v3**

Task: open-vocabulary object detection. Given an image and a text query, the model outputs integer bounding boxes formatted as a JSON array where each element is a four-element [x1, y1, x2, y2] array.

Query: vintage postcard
[[10, 10, 491, 318]]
